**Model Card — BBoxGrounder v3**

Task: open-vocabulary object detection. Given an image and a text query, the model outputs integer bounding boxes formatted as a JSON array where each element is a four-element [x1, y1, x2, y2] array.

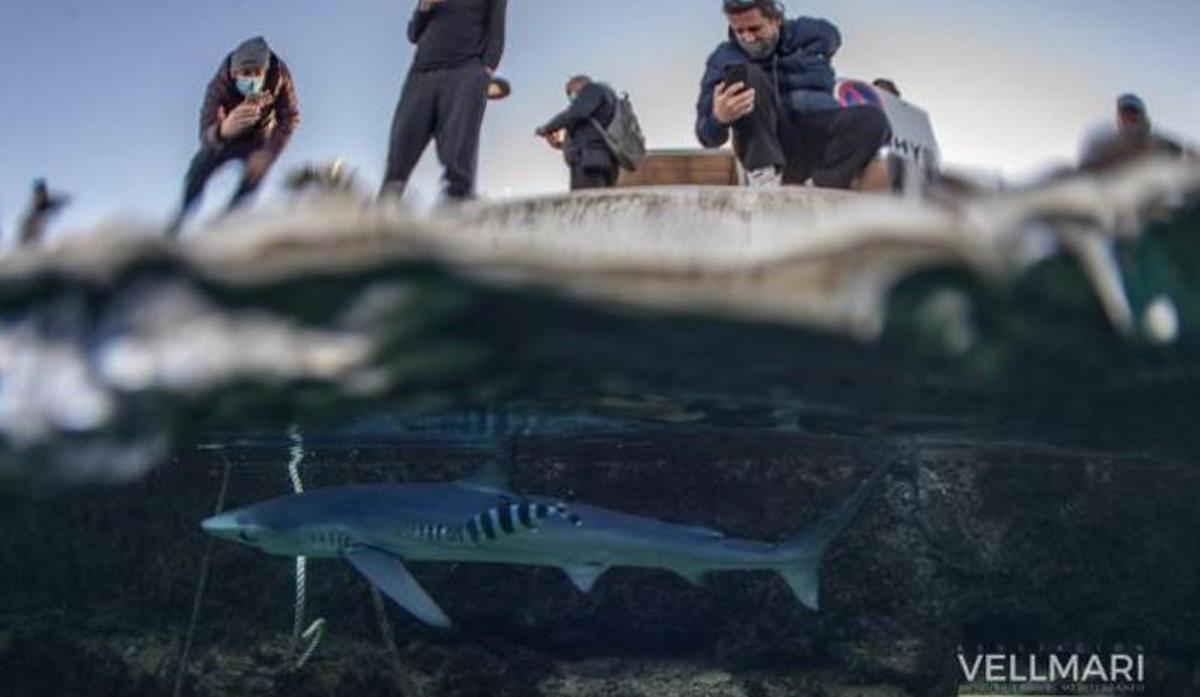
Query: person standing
[[169, 37, 300, 236], [17, 179, 70, 248], [382, 0, 509, 201], [695, 0, 889, 189], [536, 76, 620, 190], [1080, 94, 1186, 172]]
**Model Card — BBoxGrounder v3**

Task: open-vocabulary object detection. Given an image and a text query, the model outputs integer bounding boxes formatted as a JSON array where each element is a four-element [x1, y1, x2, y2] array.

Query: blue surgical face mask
[[236, 76, 265, 97]]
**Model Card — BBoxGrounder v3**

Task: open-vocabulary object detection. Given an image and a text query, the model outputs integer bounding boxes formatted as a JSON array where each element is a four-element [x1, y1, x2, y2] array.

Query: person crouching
[[169, 36, 300, 236], [696, 0, 889, 190]]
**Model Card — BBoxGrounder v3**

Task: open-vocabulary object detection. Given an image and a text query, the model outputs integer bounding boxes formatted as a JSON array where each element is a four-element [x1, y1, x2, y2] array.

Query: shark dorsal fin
[[343, 548, 452, 628], [459, 457, 513, 494], [563, 564, 608, 594], [676, 569, 709, 587]]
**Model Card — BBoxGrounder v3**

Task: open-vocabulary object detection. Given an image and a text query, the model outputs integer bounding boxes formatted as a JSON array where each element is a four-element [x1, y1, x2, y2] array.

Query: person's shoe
[[746, 167, 782, 189], [378, 180, 407, 204], [164, 211, 187, 239]]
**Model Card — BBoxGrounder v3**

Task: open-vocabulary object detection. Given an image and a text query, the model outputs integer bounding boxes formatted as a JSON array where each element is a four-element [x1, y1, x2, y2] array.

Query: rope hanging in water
[[172, 449, 234, 697], [286, 424, 325, 670]]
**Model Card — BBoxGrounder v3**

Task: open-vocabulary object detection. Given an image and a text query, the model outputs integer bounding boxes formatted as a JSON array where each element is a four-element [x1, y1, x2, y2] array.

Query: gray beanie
[[232, 36, 271, 72]]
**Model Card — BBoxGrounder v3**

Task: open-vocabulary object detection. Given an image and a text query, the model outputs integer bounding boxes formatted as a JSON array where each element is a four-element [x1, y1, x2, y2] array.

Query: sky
[[1, 0, 1198, 237]]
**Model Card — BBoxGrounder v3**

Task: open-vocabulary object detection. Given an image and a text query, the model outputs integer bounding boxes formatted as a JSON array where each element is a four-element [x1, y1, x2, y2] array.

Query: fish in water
[[201, 464, 887, 628]]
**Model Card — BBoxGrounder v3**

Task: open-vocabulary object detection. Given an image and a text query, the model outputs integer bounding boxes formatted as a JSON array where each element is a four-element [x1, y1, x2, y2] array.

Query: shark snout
[[201, 511, 260, 545]]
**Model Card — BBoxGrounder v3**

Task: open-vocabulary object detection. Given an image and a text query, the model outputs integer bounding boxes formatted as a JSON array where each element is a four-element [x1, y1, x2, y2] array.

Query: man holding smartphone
[[382, 0, 509, 201], [169, 36, 300, 236], [695, 0, 889, 190]]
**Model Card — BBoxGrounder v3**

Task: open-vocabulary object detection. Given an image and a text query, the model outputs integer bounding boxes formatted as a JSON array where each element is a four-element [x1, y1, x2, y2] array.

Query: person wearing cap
[[872, 79, 901, 99], [169, 36, 300, 235], [696, 0, 890, 190], [1080, 94, 1184, 171], [381, 0, 509, 201], [535, 76, 620, 191]]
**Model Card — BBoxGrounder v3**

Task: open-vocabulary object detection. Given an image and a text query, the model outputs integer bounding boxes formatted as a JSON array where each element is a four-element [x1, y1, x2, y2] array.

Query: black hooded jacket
[[539, 82, 618, 170]]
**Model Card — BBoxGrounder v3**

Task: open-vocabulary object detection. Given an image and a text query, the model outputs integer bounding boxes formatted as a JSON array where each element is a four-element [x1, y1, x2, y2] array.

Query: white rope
[[286, 424, 325, 670]]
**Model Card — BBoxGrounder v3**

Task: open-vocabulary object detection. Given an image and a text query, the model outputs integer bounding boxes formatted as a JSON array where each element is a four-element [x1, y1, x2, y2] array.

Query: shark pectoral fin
[[563, 564, 608, 594], [344, 548, 452, 629], [675, 569, 709, 587], [781, 565, 820, 611]]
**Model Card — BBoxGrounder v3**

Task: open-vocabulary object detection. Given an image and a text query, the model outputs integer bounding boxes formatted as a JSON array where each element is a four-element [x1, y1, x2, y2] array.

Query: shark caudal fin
[[779, 464, 890, 611]]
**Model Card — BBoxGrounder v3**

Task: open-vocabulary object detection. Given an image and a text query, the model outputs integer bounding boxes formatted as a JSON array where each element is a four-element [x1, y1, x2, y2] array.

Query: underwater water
[[1, 164, 1199, 696]]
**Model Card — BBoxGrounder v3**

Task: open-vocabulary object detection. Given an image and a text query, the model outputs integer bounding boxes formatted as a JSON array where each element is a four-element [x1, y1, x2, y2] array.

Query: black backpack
[[592, 92, 647, 172]]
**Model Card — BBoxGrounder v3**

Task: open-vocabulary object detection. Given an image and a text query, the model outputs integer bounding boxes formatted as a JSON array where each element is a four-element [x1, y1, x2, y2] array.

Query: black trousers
[[384, 62, 490, 199], [570, 166, 618, 190], [173, 139, 278, 234], [733, 65, 890, 189]]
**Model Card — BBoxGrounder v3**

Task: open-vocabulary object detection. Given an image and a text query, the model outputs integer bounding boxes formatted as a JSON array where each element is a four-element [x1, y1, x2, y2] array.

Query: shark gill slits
[[466, 518, 481, 543]]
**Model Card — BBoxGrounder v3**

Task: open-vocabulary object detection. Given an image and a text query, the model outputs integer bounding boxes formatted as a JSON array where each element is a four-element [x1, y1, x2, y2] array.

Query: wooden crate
[[617, 149, 745, 188]]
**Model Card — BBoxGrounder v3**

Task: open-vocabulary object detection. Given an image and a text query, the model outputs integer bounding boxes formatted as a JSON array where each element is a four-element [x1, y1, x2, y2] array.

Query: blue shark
[[201, 464, 886, 628]]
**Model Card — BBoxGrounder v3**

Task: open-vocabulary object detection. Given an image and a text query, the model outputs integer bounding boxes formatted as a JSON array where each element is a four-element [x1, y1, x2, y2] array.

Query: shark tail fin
[[778, 463, 890, 611]]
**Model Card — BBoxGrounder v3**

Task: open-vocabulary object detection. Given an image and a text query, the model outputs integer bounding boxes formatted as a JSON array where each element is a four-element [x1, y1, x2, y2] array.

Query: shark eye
[[239, 531, 256, 543]]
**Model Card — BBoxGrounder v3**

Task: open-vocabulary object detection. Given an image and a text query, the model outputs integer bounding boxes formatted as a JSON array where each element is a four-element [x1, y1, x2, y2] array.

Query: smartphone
[[723, 64, 750, 90]]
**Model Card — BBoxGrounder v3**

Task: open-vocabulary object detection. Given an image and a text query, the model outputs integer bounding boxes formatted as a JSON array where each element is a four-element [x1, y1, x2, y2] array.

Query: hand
[[537, 129, 564, 150], [219, 102, 261, 140], [713, 82, 756, 126]]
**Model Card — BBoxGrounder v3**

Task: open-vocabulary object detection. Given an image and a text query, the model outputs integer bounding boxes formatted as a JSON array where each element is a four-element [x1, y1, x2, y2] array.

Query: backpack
[[592, 92, 647, 172]]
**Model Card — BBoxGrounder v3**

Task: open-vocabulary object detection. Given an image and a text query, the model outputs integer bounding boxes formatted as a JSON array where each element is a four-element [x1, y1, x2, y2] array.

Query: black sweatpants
[[384, 62, 490, 199], [733, 65, 890, 189], [183, 141, 277, 212], [170, 139, 278, 236]]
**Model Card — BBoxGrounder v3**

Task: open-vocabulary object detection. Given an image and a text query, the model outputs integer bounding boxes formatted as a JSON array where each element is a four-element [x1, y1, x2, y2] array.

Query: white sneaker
[[746, 167, 782, 189]]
